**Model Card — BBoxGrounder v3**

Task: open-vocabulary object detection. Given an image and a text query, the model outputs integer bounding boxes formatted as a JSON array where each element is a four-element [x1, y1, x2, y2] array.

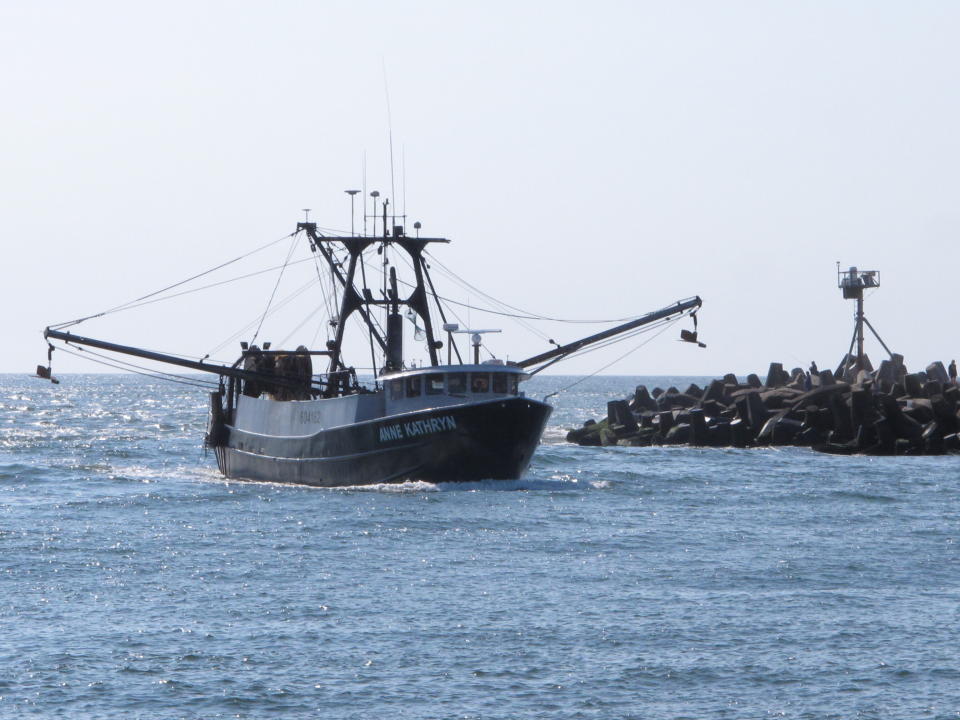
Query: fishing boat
[[42, 197, 702, 487]]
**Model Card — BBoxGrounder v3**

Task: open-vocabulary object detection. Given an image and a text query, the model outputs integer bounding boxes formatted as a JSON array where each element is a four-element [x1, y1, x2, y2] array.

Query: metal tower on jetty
[[837, 264, 893, 373]]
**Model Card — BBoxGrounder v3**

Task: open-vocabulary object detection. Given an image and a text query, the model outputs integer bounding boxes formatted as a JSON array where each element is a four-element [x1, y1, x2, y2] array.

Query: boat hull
[[214, 396, 552, 487]]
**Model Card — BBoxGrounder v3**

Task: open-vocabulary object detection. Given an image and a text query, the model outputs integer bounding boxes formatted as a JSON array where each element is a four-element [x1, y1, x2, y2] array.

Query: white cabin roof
[[380, 363, 529, 382]]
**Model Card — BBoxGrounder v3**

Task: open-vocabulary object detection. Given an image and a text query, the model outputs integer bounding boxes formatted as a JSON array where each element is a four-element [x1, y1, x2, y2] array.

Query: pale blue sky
[[4, 1, 959, 377]]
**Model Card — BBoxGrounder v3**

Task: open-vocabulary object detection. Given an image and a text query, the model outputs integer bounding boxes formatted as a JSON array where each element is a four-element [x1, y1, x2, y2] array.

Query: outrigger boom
[[43, 328, 332, 393], [516, 296, 703, 373], [45, 294, 702, 385]]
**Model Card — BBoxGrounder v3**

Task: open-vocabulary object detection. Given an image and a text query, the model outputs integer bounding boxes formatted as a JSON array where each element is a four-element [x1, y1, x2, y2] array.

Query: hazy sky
[[4, 1, 959, 378]]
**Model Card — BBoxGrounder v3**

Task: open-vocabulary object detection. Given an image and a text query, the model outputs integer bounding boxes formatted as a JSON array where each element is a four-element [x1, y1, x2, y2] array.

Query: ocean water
[[2, 373, 959, 719]]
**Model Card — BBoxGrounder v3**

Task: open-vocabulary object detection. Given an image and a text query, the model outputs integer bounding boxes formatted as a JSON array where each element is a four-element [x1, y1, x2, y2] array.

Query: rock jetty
[[566, 356, 960, 455]]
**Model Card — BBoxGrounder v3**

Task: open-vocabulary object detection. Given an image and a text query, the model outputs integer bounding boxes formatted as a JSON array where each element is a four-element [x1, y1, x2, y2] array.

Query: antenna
[[362, 152, 367, 236], [382, 58, 396, 230], [344, 190, 360, 235], [370, 190, 380, 238], [302, 208, 311, 223]]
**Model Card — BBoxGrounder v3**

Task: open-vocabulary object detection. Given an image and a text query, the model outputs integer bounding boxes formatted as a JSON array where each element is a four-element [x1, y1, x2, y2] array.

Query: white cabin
[[382, 363, 527, 414]]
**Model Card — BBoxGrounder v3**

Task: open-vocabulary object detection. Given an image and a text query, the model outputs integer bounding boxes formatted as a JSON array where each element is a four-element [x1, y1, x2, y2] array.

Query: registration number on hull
[[378, 415, 457, 443]]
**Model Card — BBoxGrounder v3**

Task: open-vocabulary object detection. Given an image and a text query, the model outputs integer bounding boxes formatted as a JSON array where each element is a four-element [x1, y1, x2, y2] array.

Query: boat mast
[[395, 235, 443, 366], [297, 219, 449, 377], [299, 223, 386, 363]]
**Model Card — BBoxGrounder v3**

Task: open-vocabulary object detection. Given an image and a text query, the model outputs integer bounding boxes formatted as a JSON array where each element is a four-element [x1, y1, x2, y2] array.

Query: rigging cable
[[307, 236, 336, 343], [424, 251, 650, 324], [527, 309, 696, 376], [420, 256, 550, 341], [399, 258, 695, 370], [207, 275, 321, 357], [54, 345, 219, 390], [50, 231, 297, 330], [542, 314, 684, 401], [278, 303, 328, 349], [421, 255, 463, 364], [358, 249, 379, 379], [250, 233, 300, 346], [310, 257, 332, 331], [92, 256, 317, 317], [396, 251, 672, 366]]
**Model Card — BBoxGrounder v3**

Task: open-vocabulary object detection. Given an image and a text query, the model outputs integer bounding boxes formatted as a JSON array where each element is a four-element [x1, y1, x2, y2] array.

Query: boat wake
[[106, 461, 611, 494], [330, 474, 609, 493]]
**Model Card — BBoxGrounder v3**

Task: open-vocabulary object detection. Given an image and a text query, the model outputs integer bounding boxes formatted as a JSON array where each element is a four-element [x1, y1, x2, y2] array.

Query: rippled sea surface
[[2, 374, 959, 719]]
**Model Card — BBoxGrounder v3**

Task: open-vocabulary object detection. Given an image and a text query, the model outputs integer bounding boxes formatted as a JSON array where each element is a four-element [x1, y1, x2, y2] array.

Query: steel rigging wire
[[396, 248, 690, 369], [47, 223, 693, 385], [542, 314, 685, 401], [132, 258, 316, 312], [55, 345, 220, 390], [250, 233, 300, 346], [424, 250, 650, 324], [49, 231, 298, 330], [419, 255, 550, 342], [47, 229, 327, 374], [206, 276, 321, 359]]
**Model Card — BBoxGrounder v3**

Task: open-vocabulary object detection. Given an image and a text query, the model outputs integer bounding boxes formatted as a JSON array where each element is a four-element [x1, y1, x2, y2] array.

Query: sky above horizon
[[4, 1, 959, 380]]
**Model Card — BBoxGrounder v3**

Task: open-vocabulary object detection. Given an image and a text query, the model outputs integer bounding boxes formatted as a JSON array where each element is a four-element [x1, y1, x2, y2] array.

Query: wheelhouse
[[383, 363, 527, 412]]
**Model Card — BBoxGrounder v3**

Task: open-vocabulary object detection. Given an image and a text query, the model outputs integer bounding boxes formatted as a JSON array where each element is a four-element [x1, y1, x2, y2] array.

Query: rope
[[206, 275, 320, 357], [55, 345, 219, 390], [542, 315, 683, 401], [85, 256, 318, 317], [250, 234, 300, 346], [309, 246, 335, 337], [419, 257, 550, 341], [395, 255, 551, 351], [424, 251, 648, 324], [398, 250, 692, 370], [50, 231, 297, 330], [278, 303, 326, 348]]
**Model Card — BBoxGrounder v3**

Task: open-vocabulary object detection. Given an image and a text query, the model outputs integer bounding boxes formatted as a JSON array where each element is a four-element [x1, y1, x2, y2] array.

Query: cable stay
[[38, 205, 705, 400], [516, 296, 703, 374], [424, 250, 655, 325], [542, 313, 684, 402], [49, 231, 298, 330]]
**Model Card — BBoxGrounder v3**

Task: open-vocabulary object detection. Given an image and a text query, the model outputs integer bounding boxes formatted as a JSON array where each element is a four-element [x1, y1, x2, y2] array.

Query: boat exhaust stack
[[386, 267, 403, 371]]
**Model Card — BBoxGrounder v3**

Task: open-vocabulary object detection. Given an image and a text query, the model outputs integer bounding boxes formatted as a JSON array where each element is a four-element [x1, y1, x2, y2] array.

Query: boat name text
[[379, 415, 457, 442]]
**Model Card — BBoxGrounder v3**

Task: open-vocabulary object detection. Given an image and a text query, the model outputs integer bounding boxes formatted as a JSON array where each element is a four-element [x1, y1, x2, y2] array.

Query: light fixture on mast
[[344, 190, 360, 235], [369, 191, 380, 237]]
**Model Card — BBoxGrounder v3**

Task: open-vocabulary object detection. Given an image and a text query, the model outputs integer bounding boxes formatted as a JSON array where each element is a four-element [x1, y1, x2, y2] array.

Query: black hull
[[214, 397, 552, 487]]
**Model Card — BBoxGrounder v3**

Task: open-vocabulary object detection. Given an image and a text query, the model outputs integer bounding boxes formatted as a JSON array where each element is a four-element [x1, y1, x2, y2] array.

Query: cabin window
[[509, 375, 519, 395], [406, 375, 422, 398], [425, 373, 445, 395], [388, 379, 404, 401], [492, 373, 507, 394], [447, 374, 466, 394], [470, 373, 490, 393]]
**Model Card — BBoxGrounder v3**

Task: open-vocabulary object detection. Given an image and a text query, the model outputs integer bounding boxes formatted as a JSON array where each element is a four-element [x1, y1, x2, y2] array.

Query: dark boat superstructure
[[44, 203, 702, 487]]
